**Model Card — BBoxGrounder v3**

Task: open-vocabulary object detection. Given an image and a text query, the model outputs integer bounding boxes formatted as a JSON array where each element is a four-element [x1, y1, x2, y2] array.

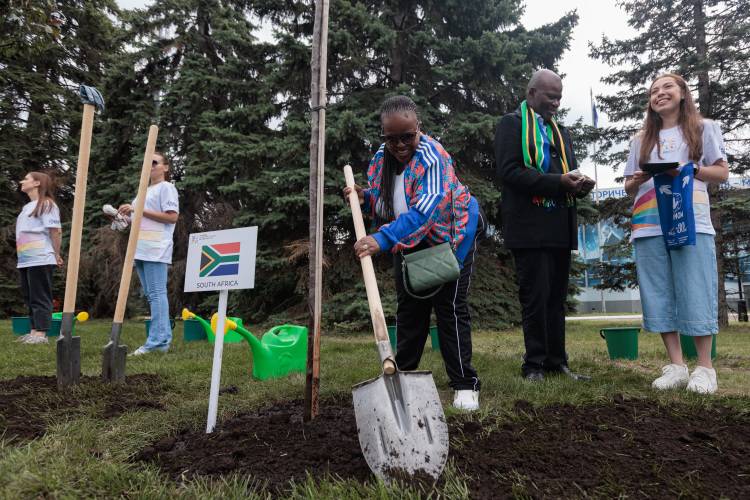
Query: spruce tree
[[0, 0, 121, 317]]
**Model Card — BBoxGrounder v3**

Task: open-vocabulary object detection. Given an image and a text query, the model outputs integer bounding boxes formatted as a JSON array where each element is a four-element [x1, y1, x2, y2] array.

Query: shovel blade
[[56, 335, 81, 389], [102, 344, 127, 384], [352, 370, 449, 482]]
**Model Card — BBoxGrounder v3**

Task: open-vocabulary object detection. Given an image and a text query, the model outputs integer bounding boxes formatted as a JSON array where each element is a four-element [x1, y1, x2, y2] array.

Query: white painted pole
[[206, 289, 229, 433]]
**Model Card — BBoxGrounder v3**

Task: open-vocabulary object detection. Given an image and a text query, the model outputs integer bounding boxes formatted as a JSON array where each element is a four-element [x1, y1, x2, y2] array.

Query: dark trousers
[[512, 248, 570, 375], [393, 206, 487, 391], [19, 264, 55, 332]]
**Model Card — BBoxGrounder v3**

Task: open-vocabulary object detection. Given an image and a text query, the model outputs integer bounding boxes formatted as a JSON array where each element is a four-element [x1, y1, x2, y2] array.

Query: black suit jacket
[[494, 107, 579, 250]]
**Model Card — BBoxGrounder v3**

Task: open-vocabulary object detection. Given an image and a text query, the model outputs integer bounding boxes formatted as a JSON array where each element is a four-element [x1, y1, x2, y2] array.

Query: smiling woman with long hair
[[15, 172, 63, 344], [624, 73, 729, 394], [343, 95, 487, 411]]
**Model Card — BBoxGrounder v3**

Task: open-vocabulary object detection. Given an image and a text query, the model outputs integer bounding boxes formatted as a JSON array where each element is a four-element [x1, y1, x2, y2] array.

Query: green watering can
[[52, 311, 88, 335], [210, 313, 307, 381]]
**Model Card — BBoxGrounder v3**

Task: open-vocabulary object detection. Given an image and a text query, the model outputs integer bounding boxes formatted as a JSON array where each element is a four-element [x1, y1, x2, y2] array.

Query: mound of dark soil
[[0, 374, 165, 444], [138, 395, 750, 498]]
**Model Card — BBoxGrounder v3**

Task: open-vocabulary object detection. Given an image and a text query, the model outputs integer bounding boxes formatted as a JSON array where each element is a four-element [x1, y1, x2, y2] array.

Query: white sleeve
[[623, 137, 642, 177], [43, 204, 62, 229], [161, 183, 179, 213], [700, 120, 728, 165]]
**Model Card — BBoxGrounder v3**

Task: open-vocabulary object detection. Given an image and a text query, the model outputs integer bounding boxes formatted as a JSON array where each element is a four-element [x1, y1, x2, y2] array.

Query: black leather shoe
[[523, 372, 545, 382], [556, 364, 592, 381]]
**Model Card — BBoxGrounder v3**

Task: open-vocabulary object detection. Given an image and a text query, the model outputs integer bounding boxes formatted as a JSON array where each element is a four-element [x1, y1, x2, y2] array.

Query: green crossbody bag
[[401, 188, 460, 299]]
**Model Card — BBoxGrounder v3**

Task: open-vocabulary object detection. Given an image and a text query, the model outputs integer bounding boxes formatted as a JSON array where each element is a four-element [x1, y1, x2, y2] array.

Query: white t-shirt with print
[[16, 200, 62, 268], [130, 181, 179, 264], [624, 120, 727, 241]]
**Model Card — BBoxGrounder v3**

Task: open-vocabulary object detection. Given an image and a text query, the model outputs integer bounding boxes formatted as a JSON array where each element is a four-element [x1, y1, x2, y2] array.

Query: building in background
[[573, 178, 750, 314]]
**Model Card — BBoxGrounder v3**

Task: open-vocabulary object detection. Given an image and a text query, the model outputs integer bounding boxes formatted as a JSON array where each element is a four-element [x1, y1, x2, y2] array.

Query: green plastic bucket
[[11, 317, 60, 337], [184, 318, 208, 341], [600, 327, 639, 360], [11, 317, 30, 335], [145, 318, 176, 338], [680, 334, 716, 360], [429, 326, 440, 351]]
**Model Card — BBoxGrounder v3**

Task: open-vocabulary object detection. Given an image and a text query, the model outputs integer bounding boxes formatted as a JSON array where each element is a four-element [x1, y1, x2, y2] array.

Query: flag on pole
[[592, 103, 599, 129]]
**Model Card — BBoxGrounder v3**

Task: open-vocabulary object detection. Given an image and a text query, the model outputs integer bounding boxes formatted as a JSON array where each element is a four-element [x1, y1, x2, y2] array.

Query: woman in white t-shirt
[[624, 73, 729, 394], [114, 152, 179, 355], [15, 172, 63, 345]]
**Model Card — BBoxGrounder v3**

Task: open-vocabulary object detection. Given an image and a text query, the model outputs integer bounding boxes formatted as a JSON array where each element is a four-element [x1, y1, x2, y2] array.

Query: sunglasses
[[152, 160, 160, 165], [381, 127, 420, 146]]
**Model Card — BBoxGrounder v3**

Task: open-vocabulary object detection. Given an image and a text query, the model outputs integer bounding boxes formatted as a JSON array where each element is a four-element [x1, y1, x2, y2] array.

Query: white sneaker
[[103, 204, 128, 231], [453, 390, 479, 411], [15, 334, 31, 342], [24, 335, 49, 344], [652, 364, 689, 389], [129, 347, 150, 356], [686, 366, 718, 394]]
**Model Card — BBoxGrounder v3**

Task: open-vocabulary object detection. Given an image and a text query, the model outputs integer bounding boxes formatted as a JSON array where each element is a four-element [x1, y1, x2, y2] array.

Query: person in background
[[344, 95, 487, 411], [624, 73, 728, 393], [110, 152, 179, 355], [15, 172, 63, 345], [494, 69, 596, 382]]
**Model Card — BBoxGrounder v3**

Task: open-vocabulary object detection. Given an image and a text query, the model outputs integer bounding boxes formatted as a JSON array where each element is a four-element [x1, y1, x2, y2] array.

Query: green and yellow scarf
[[521, 101, 574, 208]]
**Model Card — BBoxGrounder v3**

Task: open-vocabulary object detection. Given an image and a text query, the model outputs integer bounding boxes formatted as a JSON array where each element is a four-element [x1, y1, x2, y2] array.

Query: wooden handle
[[63, 103, 95, 313], [344, 165, 395, 374], [113, 125, 158, 323]]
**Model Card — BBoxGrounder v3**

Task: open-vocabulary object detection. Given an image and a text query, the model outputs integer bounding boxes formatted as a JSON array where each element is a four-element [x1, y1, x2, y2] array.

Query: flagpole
[[591, 88, 606, 313]]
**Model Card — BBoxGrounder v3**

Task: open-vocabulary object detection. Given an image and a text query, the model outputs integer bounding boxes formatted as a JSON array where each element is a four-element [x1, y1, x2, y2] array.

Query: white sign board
[[184, 227, 257, 292]]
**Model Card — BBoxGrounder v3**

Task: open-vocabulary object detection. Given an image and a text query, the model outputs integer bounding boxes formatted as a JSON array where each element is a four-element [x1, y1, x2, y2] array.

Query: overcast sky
[[115, 0, 638, 187]]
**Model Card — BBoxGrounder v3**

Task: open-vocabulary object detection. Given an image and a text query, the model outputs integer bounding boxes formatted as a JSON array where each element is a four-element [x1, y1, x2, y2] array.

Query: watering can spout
[[210, 313, 270, 356]]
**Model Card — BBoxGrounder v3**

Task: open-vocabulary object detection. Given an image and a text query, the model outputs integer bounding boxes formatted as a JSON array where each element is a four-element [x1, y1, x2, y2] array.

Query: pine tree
[[0, 0, 121, 317], [589, 0, 750, 324]]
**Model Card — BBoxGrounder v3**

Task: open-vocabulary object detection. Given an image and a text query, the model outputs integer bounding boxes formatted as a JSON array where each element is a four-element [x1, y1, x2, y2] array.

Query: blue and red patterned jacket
[[362, 134, 479, 266]]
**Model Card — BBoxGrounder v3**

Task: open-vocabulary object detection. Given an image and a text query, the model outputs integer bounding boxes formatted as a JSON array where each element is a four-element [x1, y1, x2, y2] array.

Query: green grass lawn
[[1, 318, 748, 498]]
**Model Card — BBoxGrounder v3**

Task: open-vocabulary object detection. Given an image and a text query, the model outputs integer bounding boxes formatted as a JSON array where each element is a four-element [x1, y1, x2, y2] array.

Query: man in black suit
[[494, 69, 596, 382]]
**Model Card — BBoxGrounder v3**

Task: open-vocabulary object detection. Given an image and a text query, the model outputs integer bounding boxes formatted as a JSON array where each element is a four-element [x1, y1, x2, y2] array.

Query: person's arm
[[49, 227, 63, 265], [117, 204, 178, 224], [693, 159, 729, 184], [624, 171, 652, 196]]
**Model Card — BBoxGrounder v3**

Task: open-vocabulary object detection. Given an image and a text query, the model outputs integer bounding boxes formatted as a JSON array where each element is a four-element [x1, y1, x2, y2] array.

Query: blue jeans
[[135, 260, 171, 350], [634, 234, 718, 336]]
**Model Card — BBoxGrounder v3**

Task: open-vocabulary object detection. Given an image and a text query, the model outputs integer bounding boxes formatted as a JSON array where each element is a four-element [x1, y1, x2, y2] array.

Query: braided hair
[[378, 95, 420, 223]]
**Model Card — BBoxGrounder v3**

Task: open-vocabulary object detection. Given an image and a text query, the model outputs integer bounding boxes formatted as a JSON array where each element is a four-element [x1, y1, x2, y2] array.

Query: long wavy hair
[[637, 73, 704, 167], [378, 95, 420, 223], [27, 172, 57, 217]]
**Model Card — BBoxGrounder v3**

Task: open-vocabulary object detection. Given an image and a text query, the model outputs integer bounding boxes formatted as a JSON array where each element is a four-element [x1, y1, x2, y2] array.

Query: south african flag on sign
[[200, 242, 240, 277]]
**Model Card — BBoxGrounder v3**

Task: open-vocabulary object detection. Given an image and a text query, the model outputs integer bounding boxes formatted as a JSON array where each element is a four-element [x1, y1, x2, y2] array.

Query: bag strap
[[399, 187, 456, 300]]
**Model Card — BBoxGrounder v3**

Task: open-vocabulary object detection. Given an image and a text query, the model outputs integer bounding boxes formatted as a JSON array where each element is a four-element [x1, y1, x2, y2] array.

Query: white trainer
[[103, 204, 128, 231], [652, 364, 690, 389], [453, 390, 479, 411], [129, 347, 150, 356], [686, 366, 718, 394], [24, 335, 49, 344], [15, 334, 31, 342]]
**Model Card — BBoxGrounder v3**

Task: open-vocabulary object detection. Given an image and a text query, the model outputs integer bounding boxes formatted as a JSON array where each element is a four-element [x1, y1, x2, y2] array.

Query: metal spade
[[344, 165, 449, 482]]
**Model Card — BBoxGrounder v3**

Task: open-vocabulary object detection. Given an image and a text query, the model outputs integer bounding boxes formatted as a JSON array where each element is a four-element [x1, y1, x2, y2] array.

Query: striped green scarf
[[521, 101, 574, 208]]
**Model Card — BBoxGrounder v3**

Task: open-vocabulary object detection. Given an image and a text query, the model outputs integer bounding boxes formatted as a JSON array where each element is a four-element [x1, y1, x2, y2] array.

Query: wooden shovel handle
[[63, 103, 95, 313], [113, 126, 158, 323], [344, 165, 395, 375]]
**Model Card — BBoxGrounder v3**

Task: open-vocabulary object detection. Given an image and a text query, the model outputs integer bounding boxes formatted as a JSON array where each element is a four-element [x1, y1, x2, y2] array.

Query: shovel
[[344, 165, 449, 482], [102, 125, 158, 384], [57, 85, 104, 389]]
